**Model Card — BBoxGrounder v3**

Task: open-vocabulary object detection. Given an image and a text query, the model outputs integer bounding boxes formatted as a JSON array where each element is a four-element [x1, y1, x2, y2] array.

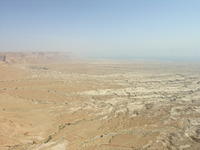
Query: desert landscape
[[0, 52, 199, 150]]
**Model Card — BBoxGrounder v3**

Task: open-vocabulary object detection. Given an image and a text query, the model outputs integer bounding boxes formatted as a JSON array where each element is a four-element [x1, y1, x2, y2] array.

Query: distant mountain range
[[0, 52, 74, 63]]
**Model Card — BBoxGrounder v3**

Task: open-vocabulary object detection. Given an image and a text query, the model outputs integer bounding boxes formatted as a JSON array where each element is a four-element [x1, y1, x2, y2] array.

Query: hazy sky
[[0, 0, 200, 59]]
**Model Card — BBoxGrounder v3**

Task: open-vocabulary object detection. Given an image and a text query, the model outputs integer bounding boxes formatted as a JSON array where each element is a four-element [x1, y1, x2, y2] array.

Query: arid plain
[[1, 53, 200, 150]]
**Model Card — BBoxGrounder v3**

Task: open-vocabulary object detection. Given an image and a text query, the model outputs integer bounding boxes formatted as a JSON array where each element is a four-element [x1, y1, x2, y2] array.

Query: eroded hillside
[[0, 58, 200, 150]]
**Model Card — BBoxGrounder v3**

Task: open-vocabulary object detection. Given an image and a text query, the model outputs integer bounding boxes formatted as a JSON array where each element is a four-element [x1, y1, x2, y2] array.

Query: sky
[[0, 0, 200, 60]]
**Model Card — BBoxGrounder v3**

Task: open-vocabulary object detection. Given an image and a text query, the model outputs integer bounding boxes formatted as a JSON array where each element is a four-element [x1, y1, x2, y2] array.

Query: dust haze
[[1, 0, 200, 149]]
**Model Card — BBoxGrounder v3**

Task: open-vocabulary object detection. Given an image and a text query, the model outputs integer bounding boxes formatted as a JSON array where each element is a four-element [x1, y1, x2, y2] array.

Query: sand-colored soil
[[1, 55, 200, 150]]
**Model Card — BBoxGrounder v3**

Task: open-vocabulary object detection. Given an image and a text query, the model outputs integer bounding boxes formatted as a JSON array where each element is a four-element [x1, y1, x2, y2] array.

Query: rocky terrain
[[0, 56, 200, 150]]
